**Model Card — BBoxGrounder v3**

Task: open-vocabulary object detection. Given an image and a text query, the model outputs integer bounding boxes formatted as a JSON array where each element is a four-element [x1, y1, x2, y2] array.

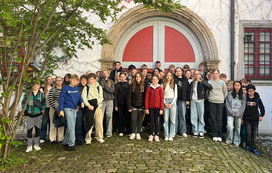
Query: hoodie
[[243, 93, 265, 121]]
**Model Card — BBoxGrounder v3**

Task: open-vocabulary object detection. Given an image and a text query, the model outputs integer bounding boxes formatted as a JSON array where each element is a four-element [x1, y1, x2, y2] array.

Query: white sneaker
[[129, 133, 136, 140], [119, 133, 124, 137], [33, 145, 41, 151], [97, 138, 105, 143], [26, 146, 33, 153], [217, 137, 222, 142], [148, 135, 154, 142], [136, 133, 141, 140], [199, 133, 204, 138], [40, 139, 45, 144], [106, 135, 112, 138], [213, 137, 218, 142], [168, 137, 173, 141], [165, 137, 169, 141], [182, 133, 188, 138], [154, 135, 160, 142]]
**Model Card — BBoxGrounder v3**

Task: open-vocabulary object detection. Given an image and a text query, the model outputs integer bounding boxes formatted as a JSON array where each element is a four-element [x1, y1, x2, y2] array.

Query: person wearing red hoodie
[[145, 75, 164, 142]]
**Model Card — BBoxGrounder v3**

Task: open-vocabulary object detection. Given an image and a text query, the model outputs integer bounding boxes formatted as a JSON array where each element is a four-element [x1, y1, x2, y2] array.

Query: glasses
[[56, 80, 62, 82]]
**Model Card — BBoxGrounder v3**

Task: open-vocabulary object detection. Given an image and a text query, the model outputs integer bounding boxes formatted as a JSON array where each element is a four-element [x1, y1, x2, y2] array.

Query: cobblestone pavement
[[7, 133, 272, 173]]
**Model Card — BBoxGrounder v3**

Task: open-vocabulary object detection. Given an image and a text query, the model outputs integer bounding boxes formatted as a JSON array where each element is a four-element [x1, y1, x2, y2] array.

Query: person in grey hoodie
[[208, 69, 228, 142], [99, 70, 115, 137], [225, 81, 246, 146]]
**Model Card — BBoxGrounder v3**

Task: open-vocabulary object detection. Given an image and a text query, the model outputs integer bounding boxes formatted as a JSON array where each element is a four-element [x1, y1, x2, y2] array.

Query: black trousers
[[131, 109, 144, 133], [117, 104, 131, 134], [204, 100, 211, 133], [244, 120, 258, 150], [210, 102, 224, 138], [84, 108, 96, 133], [149, 108, 160, 136]]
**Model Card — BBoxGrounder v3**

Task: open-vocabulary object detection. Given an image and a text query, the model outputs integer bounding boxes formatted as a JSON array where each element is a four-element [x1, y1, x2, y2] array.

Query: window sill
[[251, 80, 272, 86]]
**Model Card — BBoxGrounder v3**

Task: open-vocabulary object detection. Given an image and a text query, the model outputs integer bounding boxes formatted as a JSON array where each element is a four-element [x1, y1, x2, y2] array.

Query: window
[[244, 28, 272, 80]]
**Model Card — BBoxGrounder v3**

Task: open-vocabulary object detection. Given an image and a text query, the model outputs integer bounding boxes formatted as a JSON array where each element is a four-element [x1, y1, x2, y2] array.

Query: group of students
[[21, 61, 265, 156]]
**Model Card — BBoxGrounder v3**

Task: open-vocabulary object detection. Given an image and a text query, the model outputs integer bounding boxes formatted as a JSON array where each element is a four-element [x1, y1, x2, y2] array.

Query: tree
[[0, 0, 182, 163]]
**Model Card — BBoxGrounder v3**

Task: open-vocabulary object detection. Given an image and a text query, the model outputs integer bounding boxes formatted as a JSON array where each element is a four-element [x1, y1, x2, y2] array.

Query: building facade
[[54, 0, 272, 134]]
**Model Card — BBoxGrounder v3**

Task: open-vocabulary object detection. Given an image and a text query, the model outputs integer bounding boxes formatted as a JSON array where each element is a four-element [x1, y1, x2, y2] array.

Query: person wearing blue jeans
[[163, 71, 177, 141], [59, 74, 84, 151], [225, 81, 246, 147], [174, 67, 190, 137], [189, 71, 212, 138]]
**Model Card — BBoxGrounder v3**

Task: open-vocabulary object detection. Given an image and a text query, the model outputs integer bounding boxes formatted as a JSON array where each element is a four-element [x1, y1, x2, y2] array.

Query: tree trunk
[[3, 139, 10, 162]]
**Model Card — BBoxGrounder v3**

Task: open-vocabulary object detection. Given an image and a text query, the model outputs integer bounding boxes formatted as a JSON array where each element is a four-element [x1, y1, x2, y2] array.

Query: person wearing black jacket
[[114, 72, 131, 136], [243, 84, 265, 156], [110, 61, 122, 84], [189, 71, 212, 138], [175, 67, 190, 137], [128, 72, 146, 140]]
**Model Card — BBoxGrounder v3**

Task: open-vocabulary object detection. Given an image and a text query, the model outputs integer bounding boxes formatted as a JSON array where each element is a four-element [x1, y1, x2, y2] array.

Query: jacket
[[99, 79, 115, 101], [114, 81, 130, 106], [174, 76, 190, 101], [189, 80, 213, 100], [81, 82, 103, 108], [225, 93, 246, 118], [243, 93, 265, 121], [128, 83, 146, 109], [110, 67, 123, 83], [22, 91, 46, 117], [145, 84, 164, 110]]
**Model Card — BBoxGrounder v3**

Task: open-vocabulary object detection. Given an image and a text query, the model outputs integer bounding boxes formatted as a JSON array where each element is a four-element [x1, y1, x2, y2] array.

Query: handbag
[[53, 111, 66, 127]]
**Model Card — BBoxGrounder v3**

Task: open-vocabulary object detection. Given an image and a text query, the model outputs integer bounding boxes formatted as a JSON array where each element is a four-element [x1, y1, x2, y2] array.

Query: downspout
[[230, 0, 235, 80]]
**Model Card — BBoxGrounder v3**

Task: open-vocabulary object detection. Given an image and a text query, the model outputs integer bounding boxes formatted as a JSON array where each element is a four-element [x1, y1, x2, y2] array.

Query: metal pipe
[[230, 0, 235, 80]]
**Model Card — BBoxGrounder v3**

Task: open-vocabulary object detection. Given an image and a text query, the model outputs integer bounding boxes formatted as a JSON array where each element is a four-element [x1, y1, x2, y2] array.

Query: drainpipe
[[230, 0, 235, 80]]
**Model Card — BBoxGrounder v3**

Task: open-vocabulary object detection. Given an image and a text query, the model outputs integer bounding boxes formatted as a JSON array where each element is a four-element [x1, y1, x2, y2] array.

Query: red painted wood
[[123, 26, 153, 62], [165, 26, 195, 62]]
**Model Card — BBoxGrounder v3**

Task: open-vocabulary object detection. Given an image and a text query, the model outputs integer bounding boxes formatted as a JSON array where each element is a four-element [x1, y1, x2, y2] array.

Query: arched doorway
[[101, 5, 219, 70]]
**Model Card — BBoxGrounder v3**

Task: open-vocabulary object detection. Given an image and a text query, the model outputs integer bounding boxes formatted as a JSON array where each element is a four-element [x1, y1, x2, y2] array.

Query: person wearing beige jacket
[[81, 73, 104, 144]]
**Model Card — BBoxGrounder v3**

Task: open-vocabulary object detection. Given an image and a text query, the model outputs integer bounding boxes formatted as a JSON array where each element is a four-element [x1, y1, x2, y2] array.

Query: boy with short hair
[[226, 80, 234, 92], [243, 84, 265, 156], [110, 61, 122, 84], [219, 73, 227, 81], [59, 74, 84, 151]]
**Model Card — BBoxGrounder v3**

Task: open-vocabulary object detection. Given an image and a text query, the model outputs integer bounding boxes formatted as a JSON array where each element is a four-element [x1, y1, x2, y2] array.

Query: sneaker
[[234, 143, 240, 147], [213, 137, 218, 142], [168, 137, 173, 141], [182, 133, 188, 138], [33, 145, 41, 151], [85, 138, 92, 144], [199, 133, 204, 138], [193, 134, 198, 138], [106, 135, 112, 138], [40, 139, 45, 144], [119, 133, 124, 137], [26, 146, 32, 153], [165, 137, 169, 141], [244, 146, 250, 151], [65, 146, 76, 151], [225, 141, 232, 145], [154, 135, 160, 142], [251, 149, 260, 156], [217, 137, 222, 142], [148, 135, 154, 142], [129, 133, 136, 140], [97, 138, 105, 143], [136, 133, 141, 140]]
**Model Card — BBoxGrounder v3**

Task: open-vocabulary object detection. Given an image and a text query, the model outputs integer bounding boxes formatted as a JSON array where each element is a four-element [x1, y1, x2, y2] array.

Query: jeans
[[244, 120, 258, 150], [190, 100, 205, 135], [163, 98, 176, 138], [226, 116, 241, 145], [131, 108, 144, 133], [210, 102, 224, 138], [40, 107, 50, 140], [176, 100, 186, 134], [62, 108, 77, 147], [102, 100, 114, 136], [75, 108, 85, 143]]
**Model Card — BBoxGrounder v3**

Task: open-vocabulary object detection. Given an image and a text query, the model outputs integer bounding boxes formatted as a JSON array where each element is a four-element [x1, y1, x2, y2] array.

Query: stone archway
[[100, 5, 219, 70]]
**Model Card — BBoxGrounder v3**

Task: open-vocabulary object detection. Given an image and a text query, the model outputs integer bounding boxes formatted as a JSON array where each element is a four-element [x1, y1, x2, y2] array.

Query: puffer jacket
[[114, 81, 130, 106], [128, 83, 146, 109]]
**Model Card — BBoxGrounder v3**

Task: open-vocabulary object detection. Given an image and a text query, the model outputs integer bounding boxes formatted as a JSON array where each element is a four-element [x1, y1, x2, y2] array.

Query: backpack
[[86, 85, 100, 96]]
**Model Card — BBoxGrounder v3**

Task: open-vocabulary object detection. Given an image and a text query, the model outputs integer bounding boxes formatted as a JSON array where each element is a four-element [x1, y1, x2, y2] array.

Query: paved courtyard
[[6, 133, 272, 172]]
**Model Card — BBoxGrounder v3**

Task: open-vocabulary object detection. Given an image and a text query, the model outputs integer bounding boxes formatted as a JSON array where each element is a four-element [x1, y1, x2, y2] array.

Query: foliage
[[0, 0, 182, 164]]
